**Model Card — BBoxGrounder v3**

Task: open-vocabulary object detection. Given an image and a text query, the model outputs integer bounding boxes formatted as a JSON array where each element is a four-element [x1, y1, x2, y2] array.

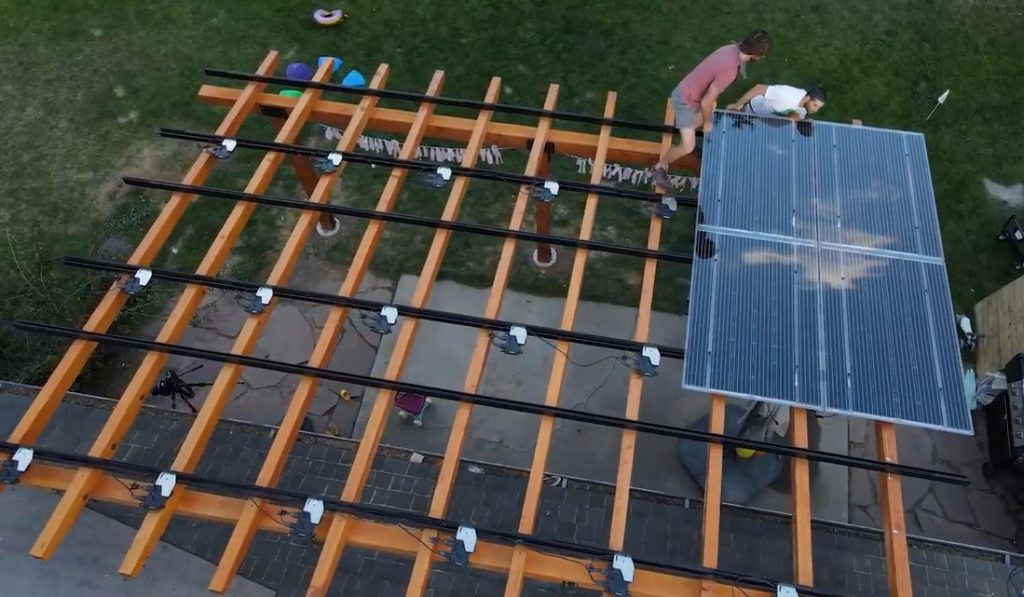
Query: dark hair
[[807, 85, 827, 102], [738, 30, 773, 57]]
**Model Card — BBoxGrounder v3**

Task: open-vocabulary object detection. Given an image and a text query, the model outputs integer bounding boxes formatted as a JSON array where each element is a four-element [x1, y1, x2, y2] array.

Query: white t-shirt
[[748, 84, 808, 118]]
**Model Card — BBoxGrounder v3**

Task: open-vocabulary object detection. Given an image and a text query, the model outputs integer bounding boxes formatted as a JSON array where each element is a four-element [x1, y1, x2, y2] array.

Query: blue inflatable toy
[[286, 62, 315, 81], [317, 56, 343, 74], [340, 69, 366, 88]]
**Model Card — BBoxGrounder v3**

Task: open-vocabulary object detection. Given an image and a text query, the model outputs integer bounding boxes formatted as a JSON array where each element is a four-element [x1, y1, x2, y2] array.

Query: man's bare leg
[[652, 126, 697, 187]]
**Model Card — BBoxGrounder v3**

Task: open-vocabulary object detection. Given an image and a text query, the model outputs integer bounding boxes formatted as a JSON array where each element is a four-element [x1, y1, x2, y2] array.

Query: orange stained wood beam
[[401, 84, 560, 597], [700, 393, 727, 573], [502, 90, 618, 597], [264, 110, 339, 231], [12, 463, 765, 597], [114, 63, 400, 578], [301, 81, 504, 597], [205, 70, 461, 595], [197, 84, 701, 172], [27, 58, 337, 562], [2, 51, 279, 457], [876, 422, 912, 596], [606, 102, 675, 561], [790, 408, 814, 585]]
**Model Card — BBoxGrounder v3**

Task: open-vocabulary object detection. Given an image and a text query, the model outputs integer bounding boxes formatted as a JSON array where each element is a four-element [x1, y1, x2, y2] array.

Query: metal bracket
[[205, 138, 237, 160], [140, 472, 176, 510], [422, 166, 453, 188], [241, 287, 274, 315], [0, 447, 34, 485], [364, 306, 399, 334], [442, 525, 477, 567], [496, 325, 528, 355], [313, 152, 343, 174], [653, 195, 678, 219], [602, 554, 634, 596], [120, 268, 152, 295], [532, 180, 560, 203], [290, 498, 324, 539], [632, 346, 660, 377]]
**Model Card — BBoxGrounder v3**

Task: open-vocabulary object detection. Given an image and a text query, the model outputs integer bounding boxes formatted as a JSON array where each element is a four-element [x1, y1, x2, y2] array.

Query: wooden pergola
[[0, 50, 916, 596]]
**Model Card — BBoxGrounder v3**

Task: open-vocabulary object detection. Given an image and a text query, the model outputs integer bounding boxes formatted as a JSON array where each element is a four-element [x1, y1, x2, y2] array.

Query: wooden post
[[790, 408, 814, 585], [264, 111, 339, 234], [532, 145, 556, 267]]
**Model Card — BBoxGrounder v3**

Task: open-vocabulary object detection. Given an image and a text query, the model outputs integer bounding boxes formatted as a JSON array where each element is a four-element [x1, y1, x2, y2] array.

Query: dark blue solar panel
[[683, 112, 970, 434]]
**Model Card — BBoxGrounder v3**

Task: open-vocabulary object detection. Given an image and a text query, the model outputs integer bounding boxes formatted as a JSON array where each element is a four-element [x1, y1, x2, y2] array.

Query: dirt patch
[[88, 140, 194, 222]]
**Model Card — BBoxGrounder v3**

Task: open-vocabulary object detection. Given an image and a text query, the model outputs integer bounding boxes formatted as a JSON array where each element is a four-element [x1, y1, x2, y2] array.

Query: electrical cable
[[250, 498, 292, 529], [397, 524, 447, 559], [122, 177, 696, 265], [536, 336, 623, 369], [10, 319, 971, 486]]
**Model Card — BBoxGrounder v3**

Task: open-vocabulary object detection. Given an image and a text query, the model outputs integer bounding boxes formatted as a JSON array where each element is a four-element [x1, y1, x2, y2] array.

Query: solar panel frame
[[682, 111, 971, 434]]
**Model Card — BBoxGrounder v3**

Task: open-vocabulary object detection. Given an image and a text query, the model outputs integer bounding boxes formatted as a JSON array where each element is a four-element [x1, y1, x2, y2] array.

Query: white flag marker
[[926, 89, 950, 121]]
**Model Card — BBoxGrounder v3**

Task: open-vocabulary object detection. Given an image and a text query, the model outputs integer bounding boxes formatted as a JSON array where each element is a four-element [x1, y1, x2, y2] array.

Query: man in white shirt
[[726, 84, 826, 119]]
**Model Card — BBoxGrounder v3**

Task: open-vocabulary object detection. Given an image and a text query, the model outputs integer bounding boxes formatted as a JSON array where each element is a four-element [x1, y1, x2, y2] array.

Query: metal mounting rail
[[0, 438, 838, 597], [159, 128, 698, 207], [122, 177, 696, 264], [61, 256, 687, 360], [11, 321, 970, 487], [205, 68, 695, 137]]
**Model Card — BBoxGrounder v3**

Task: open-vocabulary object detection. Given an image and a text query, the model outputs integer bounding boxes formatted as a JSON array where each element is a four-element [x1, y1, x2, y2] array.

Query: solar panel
[[682, 111, 971, 434]]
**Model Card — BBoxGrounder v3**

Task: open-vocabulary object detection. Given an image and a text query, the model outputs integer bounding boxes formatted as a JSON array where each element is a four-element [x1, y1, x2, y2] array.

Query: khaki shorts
[[670, 86, 700, 130]]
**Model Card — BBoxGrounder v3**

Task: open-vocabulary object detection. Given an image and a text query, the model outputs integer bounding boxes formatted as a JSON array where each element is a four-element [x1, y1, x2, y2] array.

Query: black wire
[[536, 336, 623, 369], [250, 498, 293, 529], [113, 476, 144, 496], [525, 544, 604, 587], [398, 524, 447, 559]]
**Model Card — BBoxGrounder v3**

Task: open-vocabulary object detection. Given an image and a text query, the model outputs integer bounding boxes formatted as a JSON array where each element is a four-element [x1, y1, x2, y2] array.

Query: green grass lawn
[[1, 0, 1022, 385]]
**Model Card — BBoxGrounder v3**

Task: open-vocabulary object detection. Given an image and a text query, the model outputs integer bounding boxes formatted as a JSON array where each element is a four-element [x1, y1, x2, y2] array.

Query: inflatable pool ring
[[317, 56, 343, 74], [285, 62, 315, 81], [279, 89, 304, 98], [313, 9, 346, 27]]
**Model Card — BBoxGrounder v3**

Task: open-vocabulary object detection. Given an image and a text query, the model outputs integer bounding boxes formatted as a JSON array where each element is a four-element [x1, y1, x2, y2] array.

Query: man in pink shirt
[[653, 30, 773, 186]]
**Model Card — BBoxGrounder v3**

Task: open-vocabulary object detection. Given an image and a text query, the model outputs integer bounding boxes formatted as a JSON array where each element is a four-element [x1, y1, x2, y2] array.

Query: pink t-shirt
[[677, 44, 742, 108]]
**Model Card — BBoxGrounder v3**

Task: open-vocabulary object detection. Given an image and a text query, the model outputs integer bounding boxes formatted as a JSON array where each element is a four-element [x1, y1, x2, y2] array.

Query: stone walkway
[[1, 388, 1021, 596]]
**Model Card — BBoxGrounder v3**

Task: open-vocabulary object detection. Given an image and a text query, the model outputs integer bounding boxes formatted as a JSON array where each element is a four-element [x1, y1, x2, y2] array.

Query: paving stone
[[849, 467, 876, 508], [934, 429, 987, 467], [968, 490, 1017, 540], [932, 482, 977, 525]]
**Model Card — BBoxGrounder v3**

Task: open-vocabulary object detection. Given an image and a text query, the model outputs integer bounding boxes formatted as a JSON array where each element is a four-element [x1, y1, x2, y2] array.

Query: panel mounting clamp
[[442, 525, 477, 567], [314, 152, 344, 174], [423, 166, 453, 188], [241, 287, 274, 314], [290, 498, 324, 539], [602, 554, 634, 596], [120, 268, 152, 295], [496, 325, 528, 355], [139, 472, 176, 510], [363, 305, 399, 334], [205, 138, 237, 160], [0, 447, 34, 485], [533, 180, 560, 203]]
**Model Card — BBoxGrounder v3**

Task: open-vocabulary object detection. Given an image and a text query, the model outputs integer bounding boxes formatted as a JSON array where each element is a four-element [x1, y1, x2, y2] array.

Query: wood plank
[[790, 408, 814, 585], [502, 91, 617, 597], [607, 101, 675, 555], [28, 58, 340, 563], [205, 72, 487, 596], [197, 85, 701, 172], [877, 422, 913, 596], [2, 51, 279, 458], [400, 84, 560, 597], [114, 64, 406, 578], [975, 274, 1024, 374], [700, 394, 726, 570]]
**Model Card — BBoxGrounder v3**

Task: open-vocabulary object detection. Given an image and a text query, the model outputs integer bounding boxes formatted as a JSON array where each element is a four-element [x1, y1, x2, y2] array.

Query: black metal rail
[[62, 256, 687, 360], [159, 128, 698, 207], [122, 177, 696, 264], [205, 68, 693, 137], [0, 439, 836, 597], [11, 321, 969, 487]]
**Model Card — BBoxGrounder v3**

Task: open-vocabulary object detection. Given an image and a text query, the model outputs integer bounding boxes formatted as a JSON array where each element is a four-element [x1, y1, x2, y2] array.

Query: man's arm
[[700, 85, 722, 131], [726, 84, 768, 110]]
